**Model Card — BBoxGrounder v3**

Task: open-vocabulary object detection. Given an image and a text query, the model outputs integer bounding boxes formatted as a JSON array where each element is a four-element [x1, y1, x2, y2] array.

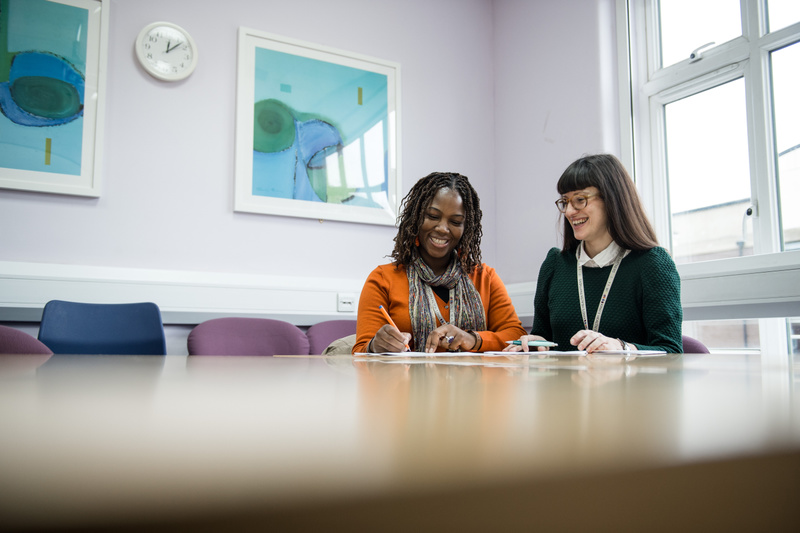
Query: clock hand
[[166, 41, 183, 53]]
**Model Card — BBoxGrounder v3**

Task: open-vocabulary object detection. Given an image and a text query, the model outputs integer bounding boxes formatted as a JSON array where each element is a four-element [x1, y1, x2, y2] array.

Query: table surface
[[1, 352, 799, 532]]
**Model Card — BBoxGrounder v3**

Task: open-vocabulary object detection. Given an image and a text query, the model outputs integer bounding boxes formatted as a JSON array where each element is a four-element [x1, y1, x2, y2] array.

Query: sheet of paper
[[593, 350, 667, 356], [484, 350, 587, 356], [355, 352, 504, 358], [484, 350, 667, 357], [352, 357, 544, 368], [356, 350, 667, 359]]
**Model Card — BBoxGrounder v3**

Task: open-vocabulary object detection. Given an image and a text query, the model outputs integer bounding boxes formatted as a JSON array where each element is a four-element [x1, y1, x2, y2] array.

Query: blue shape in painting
[[253, 111, 342, 201], [252, 46, 389, 206], [0, 52, 85, 126], [0, 0, 89, 176]]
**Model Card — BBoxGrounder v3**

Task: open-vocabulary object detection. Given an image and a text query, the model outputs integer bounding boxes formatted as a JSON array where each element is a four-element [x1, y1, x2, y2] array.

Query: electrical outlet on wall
[[337, 293, 356, 312]]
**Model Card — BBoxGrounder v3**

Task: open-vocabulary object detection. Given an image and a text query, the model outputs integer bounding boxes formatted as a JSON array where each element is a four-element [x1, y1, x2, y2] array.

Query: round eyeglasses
[[555, 192, 600, 213]]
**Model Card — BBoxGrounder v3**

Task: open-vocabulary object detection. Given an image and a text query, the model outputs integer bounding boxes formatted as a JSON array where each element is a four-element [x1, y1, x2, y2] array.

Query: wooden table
[[1, 352, 798, 531]]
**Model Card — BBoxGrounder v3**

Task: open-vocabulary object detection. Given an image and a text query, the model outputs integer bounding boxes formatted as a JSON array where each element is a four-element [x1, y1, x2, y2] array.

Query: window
[[658, 0, 742, 69], [771, 42, 800, 252], [629, 0, 800, 263], [683, 318, 761, 352], [789, 317, 800, 357], [665, 78, 752, 263], [622, 0, 800, 359], [767, 0, 800, 32]]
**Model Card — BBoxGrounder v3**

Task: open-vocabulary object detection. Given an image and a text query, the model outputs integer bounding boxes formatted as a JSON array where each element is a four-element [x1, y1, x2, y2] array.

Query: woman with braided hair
[[353, 172, 525, 353]]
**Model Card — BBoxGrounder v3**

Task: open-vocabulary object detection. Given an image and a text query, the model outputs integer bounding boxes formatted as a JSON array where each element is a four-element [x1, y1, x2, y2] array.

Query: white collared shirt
[[576, 240, 630, 268]]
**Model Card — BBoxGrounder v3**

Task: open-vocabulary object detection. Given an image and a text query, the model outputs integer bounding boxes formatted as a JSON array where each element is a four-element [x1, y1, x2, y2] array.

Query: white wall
[[0, 0, 499, 278], [494, 0, 621, 283], [0, 0, 624, 352]]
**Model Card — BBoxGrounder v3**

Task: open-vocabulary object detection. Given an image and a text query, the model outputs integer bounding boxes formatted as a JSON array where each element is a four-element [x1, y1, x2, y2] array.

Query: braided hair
[[391, 172, 483, 273]]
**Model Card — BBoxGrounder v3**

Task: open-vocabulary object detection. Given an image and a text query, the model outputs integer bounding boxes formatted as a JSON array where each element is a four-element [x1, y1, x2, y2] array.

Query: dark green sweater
[[532, 247, 683, 353]]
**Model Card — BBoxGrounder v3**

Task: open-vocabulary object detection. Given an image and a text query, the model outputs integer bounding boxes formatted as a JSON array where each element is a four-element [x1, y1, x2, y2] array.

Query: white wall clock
[[135, 22, 198, 81]]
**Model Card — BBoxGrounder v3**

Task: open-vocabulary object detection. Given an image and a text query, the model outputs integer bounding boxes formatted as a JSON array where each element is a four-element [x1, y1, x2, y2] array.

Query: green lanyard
[[577, 249, 625, 331]]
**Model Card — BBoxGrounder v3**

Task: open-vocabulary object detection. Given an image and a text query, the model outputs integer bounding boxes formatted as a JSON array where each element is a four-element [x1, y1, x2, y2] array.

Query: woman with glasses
[[507, 154, 683, 354], [354, 172, 526, 353]]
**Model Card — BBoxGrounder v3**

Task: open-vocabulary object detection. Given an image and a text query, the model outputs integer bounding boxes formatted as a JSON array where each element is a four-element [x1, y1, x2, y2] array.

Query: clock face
[[135, 22, 197, 81]]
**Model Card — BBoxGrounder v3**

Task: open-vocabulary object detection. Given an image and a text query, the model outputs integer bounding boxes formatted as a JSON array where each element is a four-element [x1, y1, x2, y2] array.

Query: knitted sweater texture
[[532, 247, 683, 353]]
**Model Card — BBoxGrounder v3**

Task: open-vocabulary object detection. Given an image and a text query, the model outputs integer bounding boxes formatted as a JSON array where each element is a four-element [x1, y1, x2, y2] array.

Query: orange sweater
[[353, 263, 526, 353]]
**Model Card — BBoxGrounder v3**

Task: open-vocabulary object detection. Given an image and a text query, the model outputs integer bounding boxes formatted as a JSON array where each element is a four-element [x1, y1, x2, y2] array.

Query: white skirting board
[[2, 253, 800, 329], [0, 260, 536, 328], [0, 261, 363, 325]]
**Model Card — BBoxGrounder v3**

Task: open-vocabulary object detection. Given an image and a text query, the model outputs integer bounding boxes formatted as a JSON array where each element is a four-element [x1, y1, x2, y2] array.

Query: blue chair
[[38, 300, 167, 355]]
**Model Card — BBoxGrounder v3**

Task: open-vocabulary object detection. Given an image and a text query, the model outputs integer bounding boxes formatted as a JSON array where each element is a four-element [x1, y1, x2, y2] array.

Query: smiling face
[[417, 188, 465, 275], [562, 186, 612, 257]]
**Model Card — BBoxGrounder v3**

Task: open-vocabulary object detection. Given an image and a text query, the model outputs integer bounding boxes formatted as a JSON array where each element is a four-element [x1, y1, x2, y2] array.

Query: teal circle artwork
[[253, 99, 295, 153], [10, 76, 82, 119]]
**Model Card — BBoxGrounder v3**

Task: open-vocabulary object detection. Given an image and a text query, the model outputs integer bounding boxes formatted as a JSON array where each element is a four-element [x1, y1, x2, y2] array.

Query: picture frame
[[0, 0, 109, 197], [234, 27, 401, 226]]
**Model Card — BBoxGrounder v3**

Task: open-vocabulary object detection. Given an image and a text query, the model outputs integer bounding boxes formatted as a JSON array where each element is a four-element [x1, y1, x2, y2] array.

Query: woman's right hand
[[502, 334, 550, 352], [370, 324, 412, 353]]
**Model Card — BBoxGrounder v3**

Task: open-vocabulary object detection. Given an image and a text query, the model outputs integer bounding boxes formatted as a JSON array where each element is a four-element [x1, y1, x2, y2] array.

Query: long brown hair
[[391, 172, 483, 273], [557, 154, 658, 252]]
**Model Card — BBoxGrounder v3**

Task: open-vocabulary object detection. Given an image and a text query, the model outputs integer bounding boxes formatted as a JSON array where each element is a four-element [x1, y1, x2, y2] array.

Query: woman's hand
[[502, 334, 550, 352], [424, 325, 479, 353], [570, 330, 624, 353], [370, 324, 412, 353]]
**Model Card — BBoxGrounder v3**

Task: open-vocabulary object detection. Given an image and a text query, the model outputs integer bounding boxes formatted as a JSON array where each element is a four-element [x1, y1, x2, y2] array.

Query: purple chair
[[682, 335, 710, 354], [0, 325, 53, 354], [187, 317, 310, 356], [306, 320, 357, 355]]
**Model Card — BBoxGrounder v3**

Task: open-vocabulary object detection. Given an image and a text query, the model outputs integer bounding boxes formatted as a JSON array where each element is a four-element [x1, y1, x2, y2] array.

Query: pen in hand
[[378, 305, 410, 351]]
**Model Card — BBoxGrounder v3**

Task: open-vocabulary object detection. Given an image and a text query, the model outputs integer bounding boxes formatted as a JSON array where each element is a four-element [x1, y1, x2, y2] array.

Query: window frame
[[617, 0, 800, 361]]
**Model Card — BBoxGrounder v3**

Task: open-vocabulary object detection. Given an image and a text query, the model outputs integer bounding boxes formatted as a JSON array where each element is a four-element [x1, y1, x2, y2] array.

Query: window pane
[[789, 317, 800, 357], [658, 0, 741, 68], [685, 317, 800, 355], [683, 319, 760, 352], [665, 79, 752, 264], [771, 42, 800, 251], [767, 0, 800, 32]]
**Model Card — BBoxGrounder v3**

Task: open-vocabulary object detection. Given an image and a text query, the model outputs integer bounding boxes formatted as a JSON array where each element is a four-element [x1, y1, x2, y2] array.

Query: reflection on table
[[0, 352, 798, 531]]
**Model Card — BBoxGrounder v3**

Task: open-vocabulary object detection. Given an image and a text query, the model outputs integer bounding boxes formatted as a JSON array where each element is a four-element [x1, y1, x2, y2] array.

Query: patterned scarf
[[407, 253, 487, 350]]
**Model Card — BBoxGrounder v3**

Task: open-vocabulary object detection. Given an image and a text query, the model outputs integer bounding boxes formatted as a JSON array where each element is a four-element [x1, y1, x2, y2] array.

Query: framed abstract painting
[[0, 0, 109, 197], [234, 27, 401, 225]]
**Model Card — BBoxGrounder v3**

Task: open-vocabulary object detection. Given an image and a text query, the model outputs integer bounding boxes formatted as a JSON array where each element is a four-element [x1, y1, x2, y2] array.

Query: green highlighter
[[506, 340, 558, 347]]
